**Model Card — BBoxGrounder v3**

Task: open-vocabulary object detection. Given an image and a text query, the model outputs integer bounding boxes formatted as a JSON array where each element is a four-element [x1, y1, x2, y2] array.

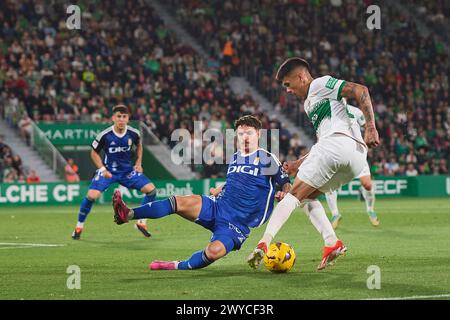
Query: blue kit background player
[[72, 104, 156, 240], [112, 115, 291, 270]]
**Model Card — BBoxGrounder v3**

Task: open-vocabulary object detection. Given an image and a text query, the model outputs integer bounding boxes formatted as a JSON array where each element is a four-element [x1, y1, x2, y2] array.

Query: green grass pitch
[[0, 197, 449, 300]]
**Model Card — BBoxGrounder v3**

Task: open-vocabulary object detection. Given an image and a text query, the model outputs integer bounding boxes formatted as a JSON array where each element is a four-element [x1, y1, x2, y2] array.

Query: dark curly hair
[[234, 115, 262, 130]]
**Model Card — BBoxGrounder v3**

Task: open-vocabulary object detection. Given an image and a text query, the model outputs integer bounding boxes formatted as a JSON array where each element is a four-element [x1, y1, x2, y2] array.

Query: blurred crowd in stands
[[0, 0, 303, 179], [0, 135, 41, 183], [170, 0, 449, 177], [0, 0, 448, 180], [404, 0, 449, 45]]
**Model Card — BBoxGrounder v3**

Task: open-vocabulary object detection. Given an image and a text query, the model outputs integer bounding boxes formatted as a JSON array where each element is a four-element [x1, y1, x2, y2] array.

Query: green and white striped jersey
[[304, 75, 365, 145], [347, 104, 366, 127]]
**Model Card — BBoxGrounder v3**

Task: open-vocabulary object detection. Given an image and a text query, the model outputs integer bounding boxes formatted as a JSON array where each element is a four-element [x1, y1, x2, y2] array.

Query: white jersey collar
[[238, 148, 260, 157], [112, 125, 127, 138]]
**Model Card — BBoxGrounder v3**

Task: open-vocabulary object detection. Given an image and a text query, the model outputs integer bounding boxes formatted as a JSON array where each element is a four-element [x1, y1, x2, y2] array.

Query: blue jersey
[[91, 125, 141, 174], [217, 149, 290, 229]]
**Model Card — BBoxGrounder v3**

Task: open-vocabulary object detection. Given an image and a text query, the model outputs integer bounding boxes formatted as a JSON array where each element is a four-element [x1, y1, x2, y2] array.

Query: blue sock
[[141, 189, 157, 205], [177, 250, 214, 270], [132, 196, 176, 220], [78, 197, 94, 223]]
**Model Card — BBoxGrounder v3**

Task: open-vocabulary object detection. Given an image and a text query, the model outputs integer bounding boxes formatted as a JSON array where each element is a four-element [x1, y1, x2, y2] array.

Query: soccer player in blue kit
[[112, 115, 292, 270], [71, 104, 157, 240]]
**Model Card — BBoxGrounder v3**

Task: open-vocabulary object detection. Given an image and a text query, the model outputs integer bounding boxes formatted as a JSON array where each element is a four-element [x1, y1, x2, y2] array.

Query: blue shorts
[[89, 169, 151, 192], [195, 195, 250, 253]]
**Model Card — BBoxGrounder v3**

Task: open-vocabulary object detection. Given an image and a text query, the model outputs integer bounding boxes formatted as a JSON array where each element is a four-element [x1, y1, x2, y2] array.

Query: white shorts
[[297, 134, 367, 193], [356, 162, 371, 179]]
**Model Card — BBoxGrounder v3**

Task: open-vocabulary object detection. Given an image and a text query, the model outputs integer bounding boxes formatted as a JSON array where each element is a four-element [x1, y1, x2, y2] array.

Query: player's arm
[[340, 82, 379, 147], [90, 149, 112, 179], [275, 182, 292, 202], [210, 183, 225, 197], [283, 152, 309, 177], [134, 142, 143, 173], [91, 136, 112, 178], [273, 155, 292, 201]]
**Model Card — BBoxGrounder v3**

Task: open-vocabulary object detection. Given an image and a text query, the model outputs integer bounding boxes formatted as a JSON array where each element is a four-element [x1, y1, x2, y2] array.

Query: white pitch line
[[366, 294, 450, 300], [0, 242, 65, 249]]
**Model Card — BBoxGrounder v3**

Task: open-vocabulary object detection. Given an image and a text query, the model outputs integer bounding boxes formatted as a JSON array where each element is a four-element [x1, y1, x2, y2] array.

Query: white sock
[[361, 187, 375, 212], [303, 200, 338, 246], [76, 222, 84, 228], [325, 190, 340, 217], [261, 193, 300, 246], [137, 219, 146, 225]]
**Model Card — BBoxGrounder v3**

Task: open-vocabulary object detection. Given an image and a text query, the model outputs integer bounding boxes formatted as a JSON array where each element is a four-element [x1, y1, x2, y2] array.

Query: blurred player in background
[[112, 115, 291, 270], [72, 104, 156, 240], [248, 57, 380, 270], [325, 104, 379, 229]]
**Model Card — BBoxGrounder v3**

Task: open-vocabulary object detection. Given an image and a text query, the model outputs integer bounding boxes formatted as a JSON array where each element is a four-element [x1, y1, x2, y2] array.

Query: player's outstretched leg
[[150, 240, 229, 271], [112, 190, 176, 225], [135, 188, 157, 238], [149, 250, 214, 271], [325, 190, 342, 229], [113, 190, 131, 224]]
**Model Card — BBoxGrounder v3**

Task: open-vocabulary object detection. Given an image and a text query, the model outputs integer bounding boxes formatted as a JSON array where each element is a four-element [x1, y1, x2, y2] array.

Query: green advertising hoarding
[[336, 175, 449, 197], [0, 182, 88, 205], [37, 122, 139, 146], [0, 180, 204, 206], [101, 180, 204, 203], [198, 176, 450, 198], [0, 176, 448, 206]]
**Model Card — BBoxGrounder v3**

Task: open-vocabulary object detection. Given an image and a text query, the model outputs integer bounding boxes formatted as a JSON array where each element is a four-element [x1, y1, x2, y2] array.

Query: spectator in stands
[[438, 159, 449, 174], [26, 170, 41, 183], [17, 174, 26, 183], [203, 159, 221, 179], [171, 0, 449, 177], [11, 155, 23, 176], [18, 113, 32, 146], [405, 149, 418, 164], [405, 163, 419, 176], [1, 0, 447, 178], [396, 164, 407, 176], [290, 133, 304, 150], [385, 157, 400, 176], [3, 167, 18, 183], [65, 158, 80, 183]]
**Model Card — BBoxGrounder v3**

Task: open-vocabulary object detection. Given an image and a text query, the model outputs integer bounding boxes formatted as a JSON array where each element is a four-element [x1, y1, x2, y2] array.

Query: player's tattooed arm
[[341, 82, 380, 147], [134, 143, 143, 172], [341, 82, 375, 125]]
